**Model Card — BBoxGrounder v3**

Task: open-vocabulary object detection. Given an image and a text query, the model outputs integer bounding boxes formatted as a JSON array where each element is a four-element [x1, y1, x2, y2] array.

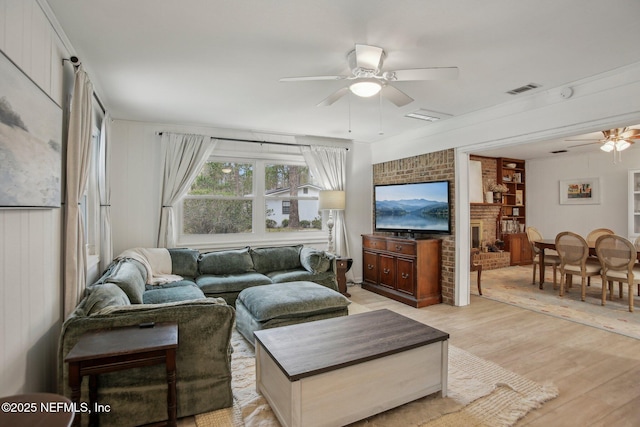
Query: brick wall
[[470, 204, 502, 247], [474, 252, 511, 270], [372, 149, 456, 305]]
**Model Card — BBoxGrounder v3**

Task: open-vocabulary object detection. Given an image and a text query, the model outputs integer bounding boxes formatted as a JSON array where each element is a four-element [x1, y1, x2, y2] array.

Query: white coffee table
[[253, 309, 449, 427]]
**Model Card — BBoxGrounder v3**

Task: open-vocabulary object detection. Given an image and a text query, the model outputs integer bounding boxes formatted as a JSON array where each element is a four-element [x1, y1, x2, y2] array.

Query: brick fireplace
[[470, 201, 511, 270]]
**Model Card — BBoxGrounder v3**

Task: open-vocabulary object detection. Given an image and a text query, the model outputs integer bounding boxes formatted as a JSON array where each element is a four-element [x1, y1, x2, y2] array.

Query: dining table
[[534, 238, 640, 289]]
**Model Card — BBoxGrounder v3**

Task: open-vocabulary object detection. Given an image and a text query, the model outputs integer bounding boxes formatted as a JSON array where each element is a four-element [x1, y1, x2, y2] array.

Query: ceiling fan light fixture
[[349, 80, 382, 97], [600, 141, 615, 152], [616, 139, 632, 151]]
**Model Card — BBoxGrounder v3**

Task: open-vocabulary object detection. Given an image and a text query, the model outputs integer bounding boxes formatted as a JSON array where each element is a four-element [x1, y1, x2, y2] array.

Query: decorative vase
[[485, 191, 493, 203], [493, 192, 503, 203]]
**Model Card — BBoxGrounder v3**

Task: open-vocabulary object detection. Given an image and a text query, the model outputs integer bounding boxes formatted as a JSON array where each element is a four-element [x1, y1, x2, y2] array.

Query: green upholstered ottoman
[[235, 281, 351, 344]]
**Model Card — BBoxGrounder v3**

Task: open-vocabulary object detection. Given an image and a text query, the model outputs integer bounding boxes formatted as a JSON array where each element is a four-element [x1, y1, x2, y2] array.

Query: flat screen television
[[374, 181, 451, 235]]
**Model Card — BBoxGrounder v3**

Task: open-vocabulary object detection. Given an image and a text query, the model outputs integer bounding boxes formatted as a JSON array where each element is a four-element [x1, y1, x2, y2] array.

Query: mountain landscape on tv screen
[[376, 199, 449, 218]]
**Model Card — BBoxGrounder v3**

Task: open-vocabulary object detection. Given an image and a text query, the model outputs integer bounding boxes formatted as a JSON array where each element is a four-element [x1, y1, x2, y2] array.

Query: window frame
[[176, 152, 326, 249]]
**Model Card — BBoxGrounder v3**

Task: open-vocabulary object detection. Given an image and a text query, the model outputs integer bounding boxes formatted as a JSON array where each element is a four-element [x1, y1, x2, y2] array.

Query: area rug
[[196, 305, 557, 427], [476, 266, 640, 340]]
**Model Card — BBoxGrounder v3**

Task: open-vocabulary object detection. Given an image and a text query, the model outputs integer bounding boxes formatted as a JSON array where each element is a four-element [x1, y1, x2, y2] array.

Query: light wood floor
[[180, 281, 640, 427]]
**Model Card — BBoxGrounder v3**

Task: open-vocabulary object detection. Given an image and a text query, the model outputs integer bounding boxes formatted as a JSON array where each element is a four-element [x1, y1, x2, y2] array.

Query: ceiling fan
[[279, 44, 459, 107], [567, 127, 640, 152]]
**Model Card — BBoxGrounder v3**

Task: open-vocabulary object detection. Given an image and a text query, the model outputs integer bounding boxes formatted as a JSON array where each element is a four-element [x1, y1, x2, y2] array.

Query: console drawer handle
[[367, 264, 374, 270], [401, 273, 410, 279], [395, 245, 403, 251], [383, 268, 390, 274]]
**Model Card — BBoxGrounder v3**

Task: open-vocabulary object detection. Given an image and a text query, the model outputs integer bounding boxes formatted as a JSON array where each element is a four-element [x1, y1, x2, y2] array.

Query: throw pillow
[[300, 247, 331, 274], [250, 245, 303, 273], [168, 248, 199, 277], [199, 247, 255, 275], [105, 260, 146, 304], [84, 283, 131, 315]]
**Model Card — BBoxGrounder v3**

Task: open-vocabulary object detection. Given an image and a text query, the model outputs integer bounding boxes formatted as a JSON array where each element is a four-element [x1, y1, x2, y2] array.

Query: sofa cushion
[[196, 273, 272, 294], [250, 245, 302, 274], [199, 247, 254, 275], [145, 278, 197, 291], [168, 248, 200, 278], [105, 260, 146, 304], [300, 247, 332, 273], [84, 283, 131, 315], [142, 284, 206, 304], [237, 281, 350, 322]]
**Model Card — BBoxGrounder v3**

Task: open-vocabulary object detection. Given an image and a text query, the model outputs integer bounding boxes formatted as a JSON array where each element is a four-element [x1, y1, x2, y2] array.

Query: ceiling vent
[[506, 83, 541, 95], [404, 109, 452, 122]]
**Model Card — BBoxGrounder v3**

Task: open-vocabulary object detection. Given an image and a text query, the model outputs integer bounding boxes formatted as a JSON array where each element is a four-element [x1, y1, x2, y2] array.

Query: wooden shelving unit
[[497, 158, 531, 265], [497, 158, 526, 228]]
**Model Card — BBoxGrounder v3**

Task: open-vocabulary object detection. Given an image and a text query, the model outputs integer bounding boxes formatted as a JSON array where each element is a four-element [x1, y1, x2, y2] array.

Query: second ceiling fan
[[279, 44, 459, 107]]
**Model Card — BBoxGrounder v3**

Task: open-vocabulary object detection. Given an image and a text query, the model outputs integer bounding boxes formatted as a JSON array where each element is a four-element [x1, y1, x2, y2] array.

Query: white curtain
[[98, 113, 112, 273], [301, 146, 350, 258], [157, 133, 217, 248], [63, 66, 94, 318]]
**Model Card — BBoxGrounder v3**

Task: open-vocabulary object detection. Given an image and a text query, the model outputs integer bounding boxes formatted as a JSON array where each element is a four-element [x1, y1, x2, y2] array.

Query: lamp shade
[[349, 80, 382, 97], [318, 190, 346, 210]]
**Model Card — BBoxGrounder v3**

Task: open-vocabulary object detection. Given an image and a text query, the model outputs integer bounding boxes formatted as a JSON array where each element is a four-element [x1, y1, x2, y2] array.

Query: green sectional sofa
[[196, 245, 338, 305], [57, 244, 338, 426]]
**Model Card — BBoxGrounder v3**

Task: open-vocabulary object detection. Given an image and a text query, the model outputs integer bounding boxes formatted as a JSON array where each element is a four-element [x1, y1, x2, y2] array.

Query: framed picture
[[0, 49, 62, 208], [515, 189, 523, 206], [559, 177, 601, 205]]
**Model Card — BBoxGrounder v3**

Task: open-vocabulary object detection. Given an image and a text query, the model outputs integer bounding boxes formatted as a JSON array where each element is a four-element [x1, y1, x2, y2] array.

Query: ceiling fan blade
[[388, 67, 459, 81], [381, 85, 414, 107], [317, 87, 349, 107], [355, 44, 384, 71], [280, 75, 347, 82], [620, 129, 640, 139]]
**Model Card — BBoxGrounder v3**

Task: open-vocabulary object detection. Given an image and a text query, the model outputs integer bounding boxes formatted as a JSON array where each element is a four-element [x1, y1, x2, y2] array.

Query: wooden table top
[[65, 323, 178, 362], [254, 309, 449, 381]]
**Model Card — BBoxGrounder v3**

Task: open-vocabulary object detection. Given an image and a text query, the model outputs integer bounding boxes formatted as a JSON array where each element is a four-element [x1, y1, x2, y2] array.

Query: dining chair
[[526, 226, 559, 288], [555, 231, 602, 301], [586, 228, 615, 247], [585, 228, 614, 286], [470, 249, 482, 295], [595, 234, 638, 312]]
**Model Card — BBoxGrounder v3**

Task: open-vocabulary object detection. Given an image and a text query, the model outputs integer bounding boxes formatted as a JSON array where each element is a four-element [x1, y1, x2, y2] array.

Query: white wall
[[0, 0, 72, 395], [527, 149, 640, 240], [109, 120, 373, 278]]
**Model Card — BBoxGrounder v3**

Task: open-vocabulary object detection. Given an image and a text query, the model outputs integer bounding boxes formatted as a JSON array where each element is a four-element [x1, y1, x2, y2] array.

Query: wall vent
[[506, 83, 541, 95]]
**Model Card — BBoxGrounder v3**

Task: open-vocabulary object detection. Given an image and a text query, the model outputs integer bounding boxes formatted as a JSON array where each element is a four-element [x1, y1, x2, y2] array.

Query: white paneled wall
[[0, 0, 71, 395]]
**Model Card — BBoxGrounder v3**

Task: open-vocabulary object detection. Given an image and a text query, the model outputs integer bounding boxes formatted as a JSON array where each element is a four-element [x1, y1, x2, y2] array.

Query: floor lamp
[[318, 190, 345, 254]]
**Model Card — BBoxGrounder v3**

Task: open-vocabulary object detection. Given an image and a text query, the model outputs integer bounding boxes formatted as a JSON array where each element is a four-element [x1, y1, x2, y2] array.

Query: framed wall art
[[0, 49, 62, 208], [559, 177, 601, 205]]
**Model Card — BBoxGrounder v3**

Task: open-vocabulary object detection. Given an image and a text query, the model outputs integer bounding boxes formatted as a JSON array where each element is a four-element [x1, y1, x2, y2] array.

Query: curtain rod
[[64, 56, 107, 114], [156, 132, 349, 150], [93, 93, 106, 115]]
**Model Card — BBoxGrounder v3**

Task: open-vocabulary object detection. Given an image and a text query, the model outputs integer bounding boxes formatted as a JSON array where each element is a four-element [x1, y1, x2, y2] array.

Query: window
[[182, 161, 253, 234], [179, 155, 323, 246]]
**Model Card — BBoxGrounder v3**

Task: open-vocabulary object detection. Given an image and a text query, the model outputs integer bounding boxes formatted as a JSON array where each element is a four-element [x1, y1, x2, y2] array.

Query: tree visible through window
[[183, 161, 253, 234], [181, 159, 322, 237]]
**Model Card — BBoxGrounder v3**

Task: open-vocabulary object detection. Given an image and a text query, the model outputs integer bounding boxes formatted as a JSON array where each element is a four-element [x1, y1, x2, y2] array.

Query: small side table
[[336, 257, 353, 297], [65, 322, 178, 427]]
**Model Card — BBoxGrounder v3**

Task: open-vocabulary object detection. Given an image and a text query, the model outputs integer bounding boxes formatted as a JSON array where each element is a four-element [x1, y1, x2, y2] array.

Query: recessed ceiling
[[45, 0, 640, 144]]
